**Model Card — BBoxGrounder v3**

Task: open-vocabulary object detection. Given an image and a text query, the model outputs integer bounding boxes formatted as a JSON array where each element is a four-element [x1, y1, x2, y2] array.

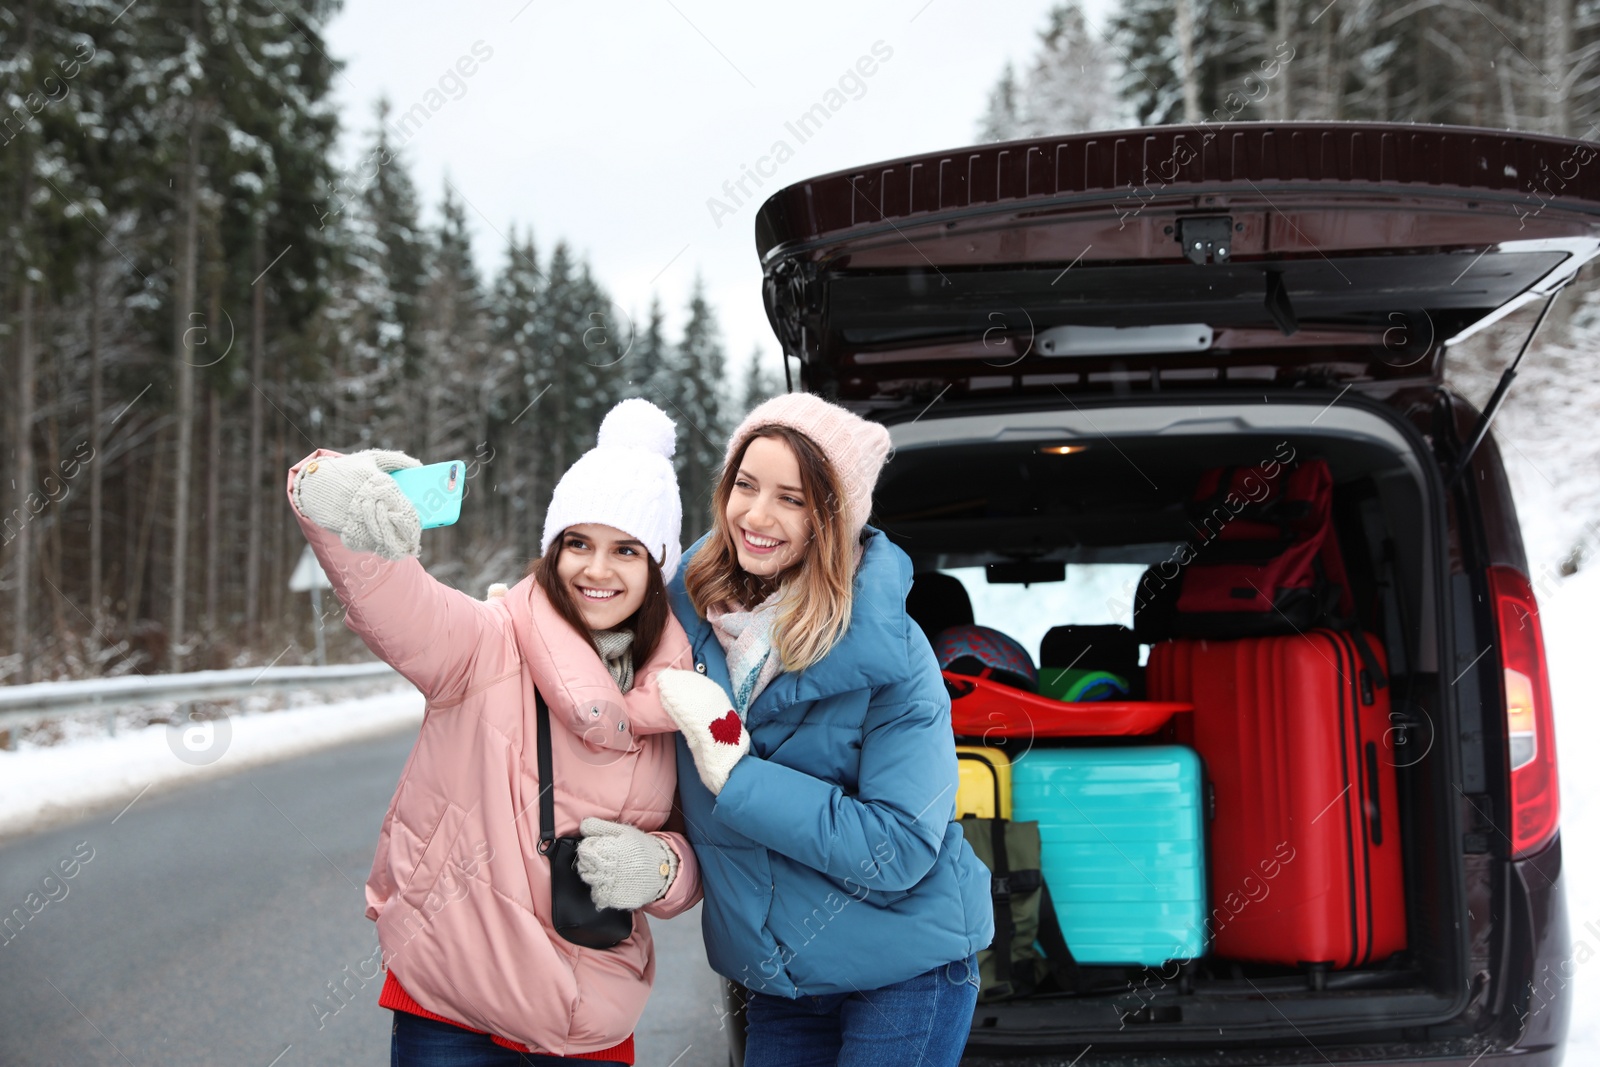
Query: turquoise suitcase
[[1011, 746, 1207, 966]]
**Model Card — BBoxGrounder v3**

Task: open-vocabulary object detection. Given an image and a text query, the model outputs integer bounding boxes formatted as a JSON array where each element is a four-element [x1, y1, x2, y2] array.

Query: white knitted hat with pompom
[[540, 398, 683, 580]]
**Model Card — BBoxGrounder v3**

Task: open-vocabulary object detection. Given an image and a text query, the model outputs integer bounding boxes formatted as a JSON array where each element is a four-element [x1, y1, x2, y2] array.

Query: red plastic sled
[[944, 671, 1188, 739]]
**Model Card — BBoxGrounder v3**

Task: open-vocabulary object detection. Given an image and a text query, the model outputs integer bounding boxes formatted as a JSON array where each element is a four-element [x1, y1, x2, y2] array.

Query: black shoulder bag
[[535, 687, 634, 949]]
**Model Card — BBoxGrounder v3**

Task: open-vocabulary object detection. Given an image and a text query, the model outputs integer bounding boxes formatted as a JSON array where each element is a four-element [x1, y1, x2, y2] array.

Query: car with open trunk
[[724, 121, 1584, 1066]]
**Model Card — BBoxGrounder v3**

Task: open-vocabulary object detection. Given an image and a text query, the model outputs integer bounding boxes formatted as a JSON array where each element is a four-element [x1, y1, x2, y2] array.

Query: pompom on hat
[[541, 398, 683, 580], [724, 394, 892, 540]]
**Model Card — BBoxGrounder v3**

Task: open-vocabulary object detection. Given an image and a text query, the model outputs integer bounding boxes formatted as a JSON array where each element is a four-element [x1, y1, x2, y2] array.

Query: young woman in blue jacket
[[656, 393, 994, 1067]]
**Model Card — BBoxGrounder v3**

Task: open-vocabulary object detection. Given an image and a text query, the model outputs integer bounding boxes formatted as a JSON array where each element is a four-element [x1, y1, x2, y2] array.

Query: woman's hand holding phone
[[293, 449, 424, 559], [388, 460, 466, 530]]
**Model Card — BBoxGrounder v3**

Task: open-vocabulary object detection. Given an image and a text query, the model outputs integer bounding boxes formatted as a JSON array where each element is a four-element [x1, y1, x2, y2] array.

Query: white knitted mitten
[[292, 450, 422, 560], [574, 818, 677, 910], [657, 669, 749, 796]]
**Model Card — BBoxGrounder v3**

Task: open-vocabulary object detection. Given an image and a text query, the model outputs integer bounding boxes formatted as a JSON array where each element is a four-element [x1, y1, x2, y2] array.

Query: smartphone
[[389, 460, 465, 529]]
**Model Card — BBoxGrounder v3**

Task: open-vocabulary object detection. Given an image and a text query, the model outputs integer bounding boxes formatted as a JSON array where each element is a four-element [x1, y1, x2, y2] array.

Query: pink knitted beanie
[[725, 394, 892, 539]]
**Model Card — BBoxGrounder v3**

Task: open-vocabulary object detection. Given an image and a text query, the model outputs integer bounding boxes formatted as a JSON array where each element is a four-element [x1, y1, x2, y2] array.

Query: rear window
[[943, 564, 1148, 664]]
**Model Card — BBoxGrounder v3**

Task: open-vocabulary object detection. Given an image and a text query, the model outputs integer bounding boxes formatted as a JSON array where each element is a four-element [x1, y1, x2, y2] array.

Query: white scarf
[[708, 590, 785, 715]]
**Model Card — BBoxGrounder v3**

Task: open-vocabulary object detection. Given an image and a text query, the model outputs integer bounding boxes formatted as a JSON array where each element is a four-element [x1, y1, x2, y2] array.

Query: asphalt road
[[0, 726, 730, 1067]]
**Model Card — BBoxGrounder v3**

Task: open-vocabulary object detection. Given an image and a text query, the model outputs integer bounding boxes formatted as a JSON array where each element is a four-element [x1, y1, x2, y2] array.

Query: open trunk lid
[[754, 122, 1600, 408]]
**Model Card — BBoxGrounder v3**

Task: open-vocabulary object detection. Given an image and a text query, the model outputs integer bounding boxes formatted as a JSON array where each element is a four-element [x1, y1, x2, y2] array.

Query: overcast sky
[[321, 0, 1116, 392]]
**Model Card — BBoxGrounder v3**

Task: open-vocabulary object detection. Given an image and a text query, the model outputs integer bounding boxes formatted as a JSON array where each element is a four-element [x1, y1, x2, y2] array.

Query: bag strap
[[1347, 628, 1388, 692], [1376, 536, 1410, 677], [979, 767, 1017, 985], [535, 687, 557, 856], [1034, 881, 1081, 991]]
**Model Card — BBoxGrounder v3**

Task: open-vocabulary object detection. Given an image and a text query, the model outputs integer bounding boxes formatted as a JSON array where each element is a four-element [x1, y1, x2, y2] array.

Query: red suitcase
[[1148, 630, 1406, 969]]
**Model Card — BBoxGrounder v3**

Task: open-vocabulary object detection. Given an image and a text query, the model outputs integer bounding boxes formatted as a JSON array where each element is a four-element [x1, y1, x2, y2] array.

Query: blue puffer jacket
[[668, 528, 994, 998]]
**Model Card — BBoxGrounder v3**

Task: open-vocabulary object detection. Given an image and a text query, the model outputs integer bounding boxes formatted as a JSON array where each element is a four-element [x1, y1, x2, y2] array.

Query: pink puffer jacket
[[287, 450, 701, 1055]]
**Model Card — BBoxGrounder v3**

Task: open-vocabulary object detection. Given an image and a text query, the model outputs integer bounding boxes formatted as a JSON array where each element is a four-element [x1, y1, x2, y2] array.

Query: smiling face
[[551, 523, 650, 631], [725, 435, 814, 579]]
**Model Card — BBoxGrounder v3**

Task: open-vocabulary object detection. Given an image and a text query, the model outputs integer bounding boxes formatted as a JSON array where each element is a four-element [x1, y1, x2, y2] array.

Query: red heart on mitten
[[708, 710, 742, 746]]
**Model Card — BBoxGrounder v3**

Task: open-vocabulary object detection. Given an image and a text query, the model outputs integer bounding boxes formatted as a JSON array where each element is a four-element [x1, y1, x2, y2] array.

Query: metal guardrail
[[0, 662, 403, 739]]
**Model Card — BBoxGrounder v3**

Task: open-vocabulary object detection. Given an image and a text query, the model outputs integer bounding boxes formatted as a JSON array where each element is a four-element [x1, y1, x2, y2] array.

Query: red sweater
[[381, 971, 635, 1063]]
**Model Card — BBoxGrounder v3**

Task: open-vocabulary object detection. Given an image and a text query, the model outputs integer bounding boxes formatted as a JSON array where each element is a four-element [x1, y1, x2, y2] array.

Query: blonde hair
[[684, 425, 857, 672]]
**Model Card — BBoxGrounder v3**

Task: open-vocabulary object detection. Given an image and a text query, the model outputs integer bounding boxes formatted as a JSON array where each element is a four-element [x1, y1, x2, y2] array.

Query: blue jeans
[[391, 1011, 628, 1067], [743, 955, 980, 1067]]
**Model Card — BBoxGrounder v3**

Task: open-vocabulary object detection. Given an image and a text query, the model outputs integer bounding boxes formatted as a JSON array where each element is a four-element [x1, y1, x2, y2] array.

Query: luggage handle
[[956, 750, 1006, 819], [1321, 623, 1389, 700]]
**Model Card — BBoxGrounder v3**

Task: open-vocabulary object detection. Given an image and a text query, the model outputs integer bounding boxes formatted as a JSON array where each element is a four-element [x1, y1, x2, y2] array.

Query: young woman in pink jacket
[[286, 399, 702, 1066]]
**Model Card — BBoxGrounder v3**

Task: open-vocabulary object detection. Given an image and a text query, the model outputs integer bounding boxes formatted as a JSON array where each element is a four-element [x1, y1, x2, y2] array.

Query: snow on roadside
[[0, 685, 422, 840]]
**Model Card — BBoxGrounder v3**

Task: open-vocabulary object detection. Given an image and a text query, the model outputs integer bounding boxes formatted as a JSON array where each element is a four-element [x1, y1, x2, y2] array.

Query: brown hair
[[683, 425, 856, 672], [527, 534, 670, 667]]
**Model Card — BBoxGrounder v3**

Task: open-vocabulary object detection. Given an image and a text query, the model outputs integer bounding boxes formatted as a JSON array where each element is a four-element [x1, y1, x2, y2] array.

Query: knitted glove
[[574, 818, 677, 910], [292, 450, 422, 560], [657, 669, 748, 796]]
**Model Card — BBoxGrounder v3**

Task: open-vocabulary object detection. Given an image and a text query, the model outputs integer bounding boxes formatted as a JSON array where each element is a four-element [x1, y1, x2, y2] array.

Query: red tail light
[[1488, 566, 1560, 858]]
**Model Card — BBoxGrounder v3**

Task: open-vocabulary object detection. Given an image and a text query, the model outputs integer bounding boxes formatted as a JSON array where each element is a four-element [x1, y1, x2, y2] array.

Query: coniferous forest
[[979, 0, 1600, 140], [5, 0, 1599, 682], [0, 1, 777, 682]]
